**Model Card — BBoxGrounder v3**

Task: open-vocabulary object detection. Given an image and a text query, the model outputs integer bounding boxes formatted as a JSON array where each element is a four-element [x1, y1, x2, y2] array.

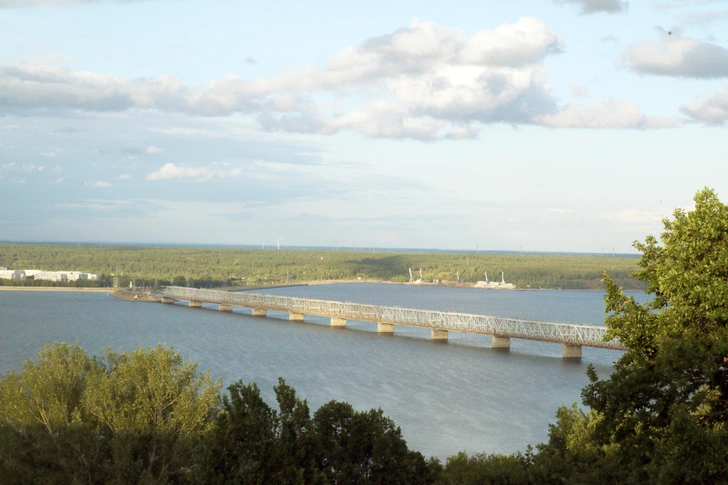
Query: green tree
[[0, 343, 108, 485], [313, 400, 436, 485], [533, 188, 728, 485], [85, 345, 221, 484], [0, 343, 221, 485], [437, 450, 529, 485], [199, 378, 324, 485], [172, 276, 187, 287]]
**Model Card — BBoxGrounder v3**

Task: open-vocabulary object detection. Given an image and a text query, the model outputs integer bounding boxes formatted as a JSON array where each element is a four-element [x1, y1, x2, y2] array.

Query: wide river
[[0, 283, 645, 459]]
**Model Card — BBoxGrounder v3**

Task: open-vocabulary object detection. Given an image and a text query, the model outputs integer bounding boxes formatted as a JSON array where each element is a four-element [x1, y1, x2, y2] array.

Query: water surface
[[0, 284, 644, 458]]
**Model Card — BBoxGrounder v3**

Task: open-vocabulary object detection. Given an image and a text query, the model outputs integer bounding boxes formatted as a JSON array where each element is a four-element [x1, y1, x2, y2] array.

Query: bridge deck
[[161, 286, 625, 350]]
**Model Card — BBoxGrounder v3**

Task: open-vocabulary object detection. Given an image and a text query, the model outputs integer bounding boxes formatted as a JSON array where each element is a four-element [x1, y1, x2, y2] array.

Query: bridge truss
[[161, 286, 625, 350]]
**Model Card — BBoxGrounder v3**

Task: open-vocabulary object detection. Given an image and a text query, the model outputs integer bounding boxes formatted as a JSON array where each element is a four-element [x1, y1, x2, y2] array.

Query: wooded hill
[[0, 244, 645, 290]]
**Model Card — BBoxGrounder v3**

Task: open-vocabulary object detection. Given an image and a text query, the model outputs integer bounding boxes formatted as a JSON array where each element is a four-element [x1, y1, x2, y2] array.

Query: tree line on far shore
[[0, 245, 645, 290]]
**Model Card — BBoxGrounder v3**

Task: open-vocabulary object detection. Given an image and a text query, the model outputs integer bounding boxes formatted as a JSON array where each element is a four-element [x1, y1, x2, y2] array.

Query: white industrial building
[[0, 269, 101, 282]]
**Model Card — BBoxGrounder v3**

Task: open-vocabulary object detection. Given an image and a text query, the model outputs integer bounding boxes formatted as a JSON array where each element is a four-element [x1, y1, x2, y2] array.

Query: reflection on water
[[0, 284, 644, 458]]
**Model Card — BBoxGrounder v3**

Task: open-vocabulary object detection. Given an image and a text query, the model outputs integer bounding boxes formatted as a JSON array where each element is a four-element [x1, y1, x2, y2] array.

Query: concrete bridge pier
[[377, 322, 394, 333], [431, 329, 448, 341], [492, 336, 511, 349], [330, 317, 347, 327], [290, 312, 305, 321], [251, 308, 267, 316], [161, 296, 175, 304], [378, 322, 395, 334], [188, 300, 203, 308], [562, 344, 582, 359], [218, 304, 233, 312]]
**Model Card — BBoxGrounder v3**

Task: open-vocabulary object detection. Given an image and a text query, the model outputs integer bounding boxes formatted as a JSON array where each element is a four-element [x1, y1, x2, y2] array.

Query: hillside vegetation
[[0, 244, 644, 290]]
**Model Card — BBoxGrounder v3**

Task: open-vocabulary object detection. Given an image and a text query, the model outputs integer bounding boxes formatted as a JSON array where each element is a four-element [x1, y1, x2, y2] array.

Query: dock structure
[[160, 286, 625, 358]]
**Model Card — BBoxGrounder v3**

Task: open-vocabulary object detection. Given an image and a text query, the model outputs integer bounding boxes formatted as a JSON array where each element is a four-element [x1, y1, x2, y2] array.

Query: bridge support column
[[492, 336, 510, 349], [218, 304, 233, 312], [161, 296, 175, 304], [331, 317, 347, 327], [562, 344, 582, 359], [431, 329, 448, 341], [289, 312, 305, 322], [188, 300, 202, 308], [378, 322, 394, 334], [251, 308, 267, 317]]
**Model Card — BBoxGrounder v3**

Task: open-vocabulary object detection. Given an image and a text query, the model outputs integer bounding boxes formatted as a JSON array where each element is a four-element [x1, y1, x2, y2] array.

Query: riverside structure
[[160, 286, 625, 359]]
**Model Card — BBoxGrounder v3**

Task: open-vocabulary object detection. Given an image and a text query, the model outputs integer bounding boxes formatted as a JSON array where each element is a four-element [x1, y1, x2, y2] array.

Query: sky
[[1, 0, 727, 253]]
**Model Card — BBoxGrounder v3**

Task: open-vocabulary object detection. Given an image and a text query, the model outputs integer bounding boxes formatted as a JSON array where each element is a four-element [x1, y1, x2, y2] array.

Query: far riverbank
[[0, 287, 110, 292]]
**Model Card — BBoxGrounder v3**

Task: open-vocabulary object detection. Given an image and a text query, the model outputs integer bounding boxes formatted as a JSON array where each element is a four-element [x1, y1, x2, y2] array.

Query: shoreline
[[0, 280, 618, 293], [0, 287, 111, 292]]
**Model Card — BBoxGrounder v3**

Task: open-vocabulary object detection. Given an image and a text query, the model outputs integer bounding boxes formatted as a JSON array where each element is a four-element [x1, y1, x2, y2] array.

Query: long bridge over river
[[160, 286, 626, 359]]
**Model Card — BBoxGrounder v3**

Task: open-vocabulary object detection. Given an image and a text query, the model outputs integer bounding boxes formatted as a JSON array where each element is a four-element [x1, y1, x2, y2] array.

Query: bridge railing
[[162, 286, 625, 350]]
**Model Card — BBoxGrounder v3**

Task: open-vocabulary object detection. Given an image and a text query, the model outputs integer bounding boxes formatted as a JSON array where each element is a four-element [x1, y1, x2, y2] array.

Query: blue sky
[[1, 0, 727, 252]]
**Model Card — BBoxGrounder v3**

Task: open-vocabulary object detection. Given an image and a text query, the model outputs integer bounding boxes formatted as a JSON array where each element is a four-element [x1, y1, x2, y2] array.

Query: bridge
[[160, 286, 626, 359]]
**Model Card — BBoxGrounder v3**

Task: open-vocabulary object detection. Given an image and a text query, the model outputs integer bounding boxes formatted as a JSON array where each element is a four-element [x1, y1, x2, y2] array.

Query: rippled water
[[0, 284, 645, 459]]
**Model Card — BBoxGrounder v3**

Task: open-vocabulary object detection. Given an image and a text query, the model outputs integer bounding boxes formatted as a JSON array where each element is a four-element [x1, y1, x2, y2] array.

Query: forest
[[0, 244, 645, 290]]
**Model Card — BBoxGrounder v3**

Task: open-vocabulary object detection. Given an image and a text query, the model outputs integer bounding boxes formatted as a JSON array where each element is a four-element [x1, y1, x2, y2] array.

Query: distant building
[[0, 269, 101, 282]]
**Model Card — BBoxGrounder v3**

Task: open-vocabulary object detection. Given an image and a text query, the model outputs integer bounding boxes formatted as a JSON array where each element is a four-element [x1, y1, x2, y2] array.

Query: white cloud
[[94, 181, 111, 187], [570, 84, 590, 97], [598, 209, 664, 225], [146, 162, 243, 182], [51, 177, 64, 183], [681, 85, 728, 123], [1, 162, 45, 172], [547, 208, 572, 215], [145, 145, 164, 154], [0, 18, 567, 140], [556, 0, 628, 14], [119, 174, 131, 179], [536, 100, 681, 128], [622, 33, 728, 78]]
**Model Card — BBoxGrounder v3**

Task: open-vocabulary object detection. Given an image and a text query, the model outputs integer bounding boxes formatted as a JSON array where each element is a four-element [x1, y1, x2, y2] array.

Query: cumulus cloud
[[0, 63, 267, 115], [536, 100, 680, 128], [119, 174, 131, 179], [622, 33, 728, 78], [146, 162, 243, 182], [94, 181, 111, 187], [0, 18, 668, 137], [681, 85, 728, 123], [0, 18, 568, 139], [145, 145, 163, 154], [555, 0, 628, 14]]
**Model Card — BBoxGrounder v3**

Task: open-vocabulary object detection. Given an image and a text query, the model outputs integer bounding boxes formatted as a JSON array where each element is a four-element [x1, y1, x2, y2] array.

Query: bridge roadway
[[160, 286, 626, 359]]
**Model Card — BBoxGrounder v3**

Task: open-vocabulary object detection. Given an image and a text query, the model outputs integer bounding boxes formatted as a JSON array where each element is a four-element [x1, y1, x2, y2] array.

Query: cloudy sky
[[1, 0, 727, 252]]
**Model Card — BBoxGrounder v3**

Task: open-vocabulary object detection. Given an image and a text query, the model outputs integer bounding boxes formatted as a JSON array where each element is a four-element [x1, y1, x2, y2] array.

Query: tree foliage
[[523, 188, 728, 485], [0, 244, 643, 290], [0, 343, 222, 485], [0, 345, 436, 484]]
